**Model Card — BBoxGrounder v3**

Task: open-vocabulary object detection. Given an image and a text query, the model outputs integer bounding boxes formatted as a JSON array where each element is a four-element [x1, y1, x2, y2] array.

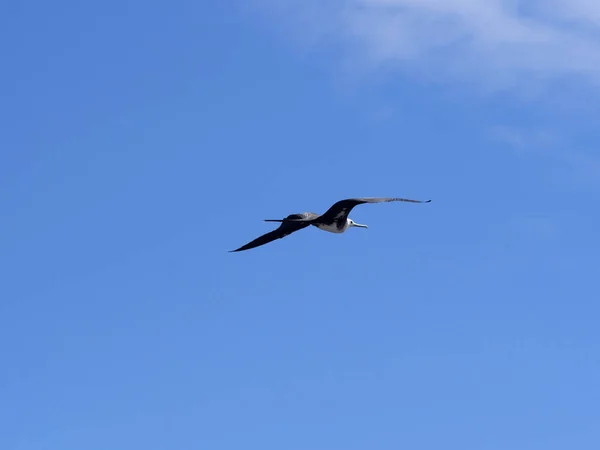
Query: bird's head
[[348, 218, 368, 229]]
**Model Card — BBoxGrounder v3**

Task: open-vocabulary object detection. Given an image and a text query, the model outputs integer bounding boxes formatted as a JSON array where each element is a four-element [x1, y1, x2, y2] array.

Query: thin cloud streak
[[254, 0, 600, 90], [491, 125, 600, 187]]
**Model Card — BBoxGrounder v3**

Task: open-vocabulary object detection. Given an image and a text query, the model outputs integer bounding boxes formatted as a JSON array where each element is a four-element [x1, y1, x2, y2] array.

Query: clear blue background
[[1, 2, 599, 449]]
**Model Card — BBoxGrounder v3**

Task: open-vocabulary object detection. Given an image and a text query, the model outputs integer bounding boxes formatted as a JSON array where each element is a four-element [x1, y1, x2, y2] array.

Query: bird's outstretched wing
[[229, 213, 316, 252], [319, 197, 431, 222]]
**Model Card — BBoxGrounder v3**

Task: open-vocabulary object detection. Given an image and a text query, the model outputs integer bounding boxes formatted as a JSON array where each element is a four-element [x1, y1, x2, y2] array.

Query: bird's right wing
[[229, 219, 311, 252], [319, 197, 431, 223], [352, 197, 432, 205]]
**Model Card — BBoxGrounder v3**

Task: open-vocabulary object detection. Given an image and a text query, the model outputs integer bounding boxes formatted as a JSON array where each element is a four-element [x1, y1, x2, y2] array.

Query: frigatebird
[[230, 197, 431, 252]]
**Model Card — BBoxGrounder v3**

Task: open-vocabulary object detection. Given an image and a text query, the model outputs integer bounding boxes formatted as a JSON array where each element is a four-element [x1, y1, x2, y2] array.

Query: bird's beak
[[353, 222, 368, 228]]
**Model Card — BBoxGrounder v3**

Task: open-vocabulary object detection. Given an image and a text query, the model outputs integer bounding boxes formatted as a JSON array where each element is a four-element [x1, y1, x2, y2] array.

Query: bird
[[230, 197, 431, 252]]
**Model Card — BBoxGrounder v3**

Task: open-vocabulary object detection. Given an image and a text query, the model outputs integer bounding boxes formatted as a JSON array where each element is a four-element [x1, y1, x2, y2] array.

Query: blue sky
[[1, 1, 599, 449]]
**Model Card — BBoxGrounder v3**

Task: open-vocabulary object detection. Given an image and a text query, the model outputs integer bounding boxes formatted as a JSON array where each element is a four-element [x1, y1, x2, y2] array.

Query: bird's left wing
[[229, 217, 312, 252]]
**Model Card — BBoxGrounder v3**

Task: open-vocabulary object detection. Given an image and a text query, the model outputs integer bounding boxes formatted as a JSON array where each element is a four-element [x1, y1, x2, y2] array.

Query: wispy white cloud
[[252, 0, 600, 90], [491, 125, 563, 153], [509, 216, 558, 241], [491, 125, 600, 186]]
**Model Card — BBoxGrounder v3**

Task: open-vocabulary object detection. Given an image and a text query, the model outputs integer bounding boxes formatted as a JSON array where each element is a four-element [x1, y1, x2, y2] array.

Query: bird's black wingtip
[[425, 199, 432, 203]]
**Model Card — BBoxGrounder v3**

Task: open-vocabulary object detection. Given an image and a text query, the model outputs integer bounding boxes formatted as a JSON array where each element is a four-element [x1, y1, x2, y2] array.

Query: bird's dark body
[[230, 197, 431, 252]]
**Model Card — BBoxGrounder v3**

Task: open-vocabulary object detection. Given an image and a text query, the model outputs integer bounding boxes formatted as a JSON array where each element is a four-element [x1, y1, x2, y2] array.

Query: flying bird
[[230, 197, 431, 252]]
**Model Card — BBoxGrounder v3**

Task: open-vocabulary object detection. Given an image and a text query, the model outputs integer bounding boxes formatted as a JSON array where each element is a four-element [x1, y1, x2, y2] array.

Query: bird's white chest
[[315, 221, 347, 234]]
